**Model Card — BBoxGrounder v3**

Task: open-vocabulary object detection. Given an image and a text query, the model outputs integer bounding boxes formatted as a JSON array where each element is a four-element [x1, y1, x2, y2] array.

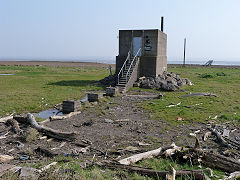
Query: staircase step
[[118, 80, 128, 83], [116, 84, 126, 87]]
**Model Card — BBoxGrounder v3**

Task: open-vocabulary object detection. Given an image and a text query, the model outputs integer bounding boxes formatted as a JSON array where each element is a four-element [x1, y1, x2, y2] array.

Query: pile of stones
[[135, 71, 192, 91]]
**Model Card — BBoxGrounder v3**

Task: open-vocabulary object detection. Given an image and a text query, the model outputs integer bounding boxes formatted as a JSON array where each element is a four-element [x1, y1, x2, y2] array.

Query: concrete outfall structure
[[115, 18, 167, 93], [116, 29, 167, 77]]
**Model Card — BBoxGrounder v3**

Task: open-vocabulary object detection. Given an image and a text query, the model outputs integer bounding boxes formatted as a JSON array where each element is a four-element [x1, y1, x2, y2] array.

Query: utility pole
[[183, 38, 186, 67]]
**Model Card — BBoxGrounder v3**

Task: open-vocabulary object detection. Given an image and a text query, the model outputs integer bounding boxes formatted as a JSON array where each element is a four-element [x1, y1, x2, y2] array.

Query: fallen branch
[[26, 113, 77, 141], [164, 143, 181, 156], [208, 128, 230, 147], [6, 119, 22, 134], [39, 162, 57, 173], [119, 144, 177, 165], [0, 115, 13, 123], [0, 132, 9, 139], [176, 148, 240, 173], [168, 165, 176, 180], [49, 111, 81, 121], [223, 137, 240, 149], [203, 131, 212, 141], [97, 161, 205, 180], [226, 171, 240, 179], [118, 147, 163, 165]]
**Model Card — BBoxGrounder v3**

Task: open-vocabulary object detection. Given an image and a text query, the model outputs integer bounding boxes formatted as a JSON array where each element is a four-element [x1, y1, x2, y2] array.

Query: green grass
[[0, 65, 238, 179], [140, 67, 240, 125], [0, 65, 109, 117], [15, 155, 224, 180]]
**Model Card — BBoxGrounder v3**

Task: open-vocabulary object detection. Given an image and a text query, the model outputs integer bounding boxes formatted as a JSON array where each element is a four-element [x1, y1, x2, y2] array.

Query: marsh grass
[[13, 155, 225, 180], [140, 67, 240, 125], [0, 65, 109, 117], [0, 65, 238, 179]]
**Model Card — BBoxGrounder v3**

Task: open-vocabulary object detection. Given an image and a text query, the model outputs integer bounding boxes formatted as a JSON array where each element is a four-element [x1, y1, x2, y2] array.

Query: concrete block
[[87, 93, 103, 102], [106, 87, 119, 97], [62, 100, 81, 114]]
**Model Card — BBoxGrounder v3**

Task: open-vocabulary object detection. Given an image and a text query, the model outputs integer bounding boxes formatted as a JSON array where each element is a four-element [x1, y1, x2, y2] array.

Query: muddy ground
[[1, 90, 240, 167]]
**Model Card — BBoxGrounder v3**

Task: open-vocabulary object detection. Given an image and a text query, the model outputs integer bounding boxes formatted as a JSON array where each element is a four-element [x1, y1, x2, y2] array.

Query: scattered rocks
[[19, 167, 39, 180], [137, 71, 192, 91]]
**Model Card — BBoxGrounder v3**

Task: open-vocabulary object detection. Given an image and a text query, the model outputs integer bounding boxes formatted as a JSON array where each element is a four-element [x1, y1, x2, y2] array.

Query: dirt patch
[[1, 90, 239, 167]]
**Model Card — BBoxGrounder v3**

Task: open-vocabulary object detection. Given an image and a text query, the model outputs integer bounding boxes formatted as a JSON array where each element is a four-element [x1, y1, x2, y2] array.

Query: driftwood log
[[26, 113, 77, 141], [49, 111, 81, 121], [176, 148, 240, 173], [208, 128, 230, 147], [6, 119, 22, 134], [0, 115, 13, 123], [203, 129, 240, 149], [118, 144, 178, 165], [227, 171, 240, 179], [97, 161, 205, 180], [119, 147, 163, 165]]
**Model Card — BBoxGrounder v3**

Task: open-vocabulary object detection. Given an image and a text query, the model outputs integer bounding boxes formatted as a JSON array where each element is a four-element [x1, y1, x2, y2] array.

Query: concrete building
[[115, 18, 167, 93], [116, 29, 167, 77]]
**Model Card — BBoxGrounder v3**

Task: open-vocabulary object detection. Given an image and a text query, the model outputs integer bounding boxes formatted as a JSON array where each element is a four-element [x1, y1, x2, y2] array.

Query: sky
[[1, 0, 240, 62]]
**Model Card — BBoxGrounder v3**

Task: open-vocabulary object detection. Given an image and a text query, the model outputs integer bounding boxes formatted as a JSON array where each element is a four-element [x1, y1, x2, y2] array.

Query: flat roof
[[119, 29, 160, 31]]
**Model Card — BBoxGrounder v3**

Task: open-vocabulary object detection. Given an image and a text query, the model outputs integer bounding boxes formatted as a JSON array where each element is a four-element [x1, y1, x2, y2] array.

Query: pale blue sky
[[1, 0, 240, 62]]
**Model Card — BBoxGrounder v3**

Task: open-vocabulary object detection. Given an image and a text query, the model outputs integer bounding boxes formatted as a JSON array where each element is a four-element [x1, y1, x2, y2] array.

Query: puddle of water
[[80, 96, 88, 103], [36, 96, 87, 119], [0, 74, 14, 76], [36, 109, 63, 119]]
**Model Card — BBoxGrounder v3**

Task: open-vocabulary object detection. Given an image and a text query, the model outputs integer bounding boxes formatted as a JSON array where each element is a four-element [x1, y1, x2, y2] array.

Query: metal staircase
[[116, 48, 141, 93]]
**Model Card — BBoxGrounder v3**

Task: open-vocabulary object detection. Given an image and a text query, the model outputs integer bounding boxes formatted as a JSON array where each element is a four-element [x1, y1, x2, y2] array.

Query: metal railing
[[125, 48, 141, 82], [117, 50, 131, 84]]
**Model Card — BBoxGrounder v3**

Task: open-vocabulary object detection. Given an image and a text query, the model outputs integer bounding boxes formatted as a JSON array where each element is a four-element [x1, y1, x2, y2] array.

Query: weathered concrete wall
[[116, 29, 167, 77], [116, 55, 127, 74], [119, 30, 132, 56]]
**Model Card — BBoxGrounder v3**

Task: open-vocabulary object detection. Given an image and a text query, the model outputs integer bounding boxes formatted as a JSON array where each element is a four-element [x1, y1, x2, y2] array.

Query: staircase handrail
[[118, 50, 131, 84], [126, 48, 141, 81]]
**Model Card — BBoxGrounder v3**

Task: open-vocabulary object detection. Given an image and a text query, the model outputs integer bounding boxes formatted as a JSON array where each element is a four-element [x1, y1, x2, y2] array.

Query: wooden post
[[183, 38, 186, 67], [108, 65, 112, 75]]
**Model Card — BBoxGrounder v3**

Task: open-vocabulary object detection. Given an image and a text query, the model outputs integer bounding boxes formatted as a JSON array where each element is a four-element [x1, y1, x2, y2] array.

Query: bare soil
[[1, 90, 239, 166]]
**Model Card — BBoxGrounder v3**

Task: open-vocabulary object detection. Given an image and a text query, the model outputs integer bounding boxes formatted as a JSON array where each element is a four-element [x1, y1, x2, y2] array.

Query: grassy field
[[1, 65, 240, 122], [1, 65, 239, 179], [140, 67, 240, 125], [0, 65, 108, 117]]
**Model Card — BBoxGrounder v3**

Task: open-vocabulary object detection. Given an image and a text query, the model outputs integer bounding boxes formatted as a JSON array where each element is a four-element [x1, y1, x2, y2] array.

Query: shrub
[[216, 72, 226, 76], [200, 73, 214, 78]]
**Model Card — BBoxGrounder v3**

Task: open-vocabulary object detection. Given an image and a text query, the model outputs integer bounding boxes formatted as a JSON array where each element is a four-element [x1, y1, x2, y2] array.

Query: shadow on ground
[[48, 80, 103, 87]]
